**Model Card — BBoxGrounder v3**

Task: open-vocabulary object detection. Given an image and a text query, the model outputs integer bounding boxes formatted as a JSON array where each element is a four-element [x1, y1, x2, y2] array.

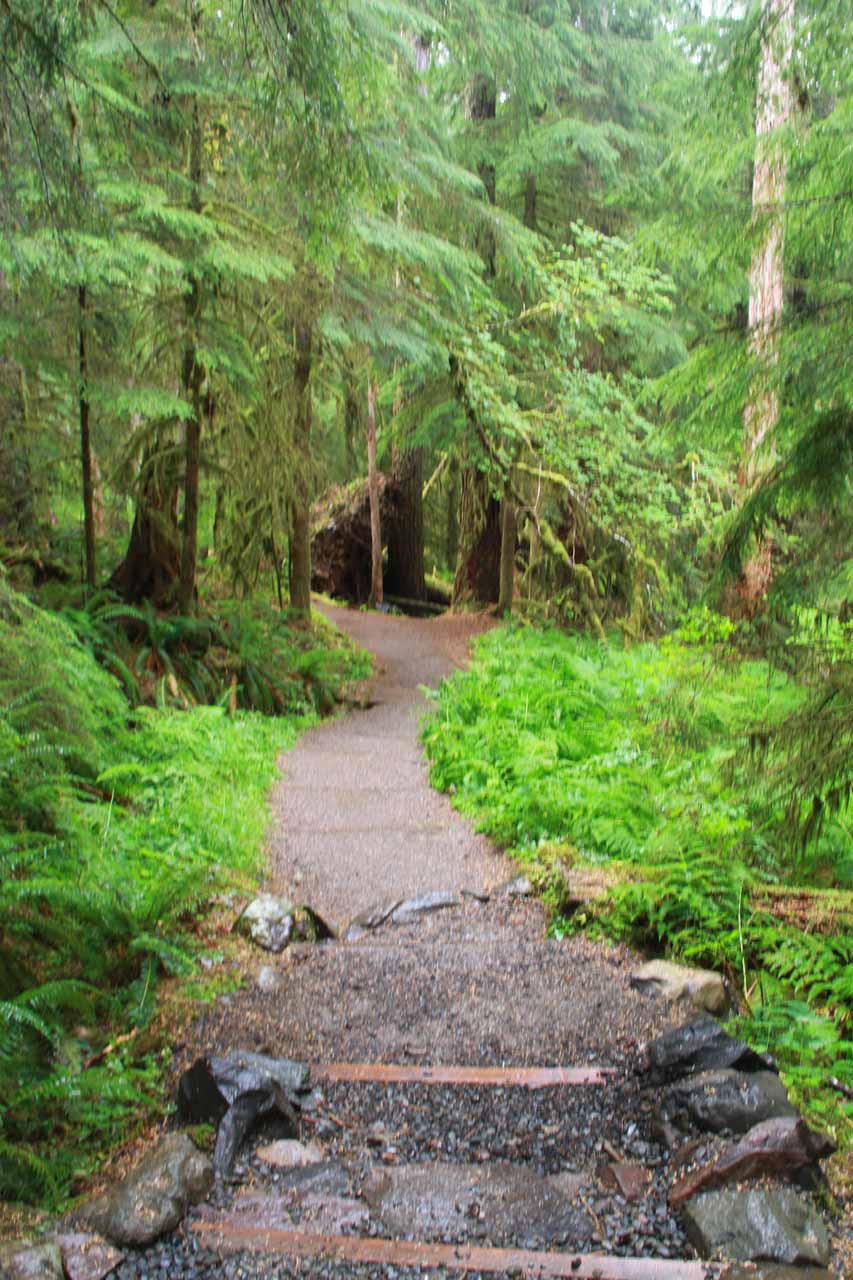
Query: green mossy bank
[[0, 580, 369, 1206], [422, 622, 853, 1146]]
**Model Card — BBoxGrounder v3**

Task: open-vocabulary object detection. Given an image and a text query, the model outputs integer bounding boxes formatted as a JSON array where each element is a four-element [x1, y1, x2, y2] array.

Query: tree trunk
[[497, 492, 517, 617], [385, 444, 425, 601], [367, 380, 383, 606], [343, 371, 361, 473], [736, 0, 794, 610], [454, 73, 500, 607], [78, 284, 96, 589], [445, 453, 460, 574], [453, 463, 502, 606], [178, 5, 205, 615], [290, 321, 313, 615], [109, 438, 181, 605], [742, 0, 794, 488]]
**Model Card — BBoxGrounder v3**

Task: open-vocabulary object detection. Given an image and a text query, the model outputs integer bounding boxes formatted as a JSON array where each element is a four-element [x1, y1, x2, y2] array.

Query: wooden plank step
[[311, 1062, 616, 1087], [192, 1223, 708, 1278]]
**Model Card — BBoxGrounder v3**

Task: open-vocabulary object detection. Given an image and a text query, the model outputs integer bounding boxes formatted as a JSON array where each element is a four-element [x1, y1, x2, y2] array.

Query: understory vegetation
[[1, 0, 850, 1219], [0, 578, 369, 1205], [423, 621, 853, 1144]]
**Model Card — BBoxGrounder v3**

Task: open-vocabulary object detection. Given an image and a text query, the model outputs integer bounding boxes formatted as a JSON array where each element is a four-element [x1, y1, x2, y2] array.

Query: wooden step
[[192, 1223, 709, 1278], [312, 1062, 615, 1087]]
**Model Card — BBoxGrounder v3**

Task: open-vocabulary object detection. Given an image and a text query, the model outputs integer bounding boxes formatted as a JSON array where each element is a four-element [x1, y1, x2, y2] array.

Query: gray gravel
[[268, 604, 508, 925], [121, 607, 705, 1279]]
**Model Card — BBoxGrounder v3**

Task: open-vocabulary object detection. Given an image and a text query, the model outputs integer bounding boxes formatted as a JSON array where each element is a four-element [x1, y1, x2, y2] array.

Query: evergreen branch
[[95, 0, 168, 97]]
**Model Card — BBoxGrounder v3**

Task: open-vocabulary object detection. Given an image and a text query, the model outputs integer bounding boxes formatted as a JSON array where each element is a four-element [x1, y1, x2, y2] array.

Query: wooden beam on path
[[311, 1062, 616, 1087], [192, 1224, 709, 1278]]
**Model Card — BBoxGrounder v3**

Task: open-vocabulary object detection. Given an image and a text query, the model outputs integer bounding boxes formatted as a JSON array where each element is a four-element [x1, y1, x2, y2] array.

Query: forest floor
[[109, 604, 841, 1280]]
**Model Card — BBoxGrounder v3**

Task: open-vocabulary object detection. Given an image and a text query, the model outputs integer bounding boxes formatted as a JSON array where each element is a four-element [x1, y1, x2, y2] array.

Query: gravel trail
[[96, 602, 847, 1279], [267, 604, 505, 926], [126, 602, 721, 1280]]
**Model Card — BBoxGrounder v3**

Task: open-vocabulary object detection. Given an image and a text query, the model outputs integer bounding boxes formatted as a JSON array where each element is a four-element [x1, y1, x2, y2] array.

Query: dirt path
[[269, 602, 505, 926], [110, 605, 840, 1280]]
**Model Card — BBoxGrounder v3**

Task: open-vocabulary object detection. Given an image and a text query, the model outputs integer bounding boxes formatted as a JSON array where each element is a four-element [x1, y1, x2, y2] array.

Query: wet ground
[[268, 603, 502, 925], [112, 603, 842, 1279]]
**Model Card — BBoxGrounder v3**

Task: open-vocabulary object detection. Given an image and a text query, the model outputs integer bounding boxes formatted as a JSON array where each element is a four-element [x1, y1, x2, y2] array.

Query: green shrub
[[422, 620, 853, 1142], [0, 579, 366, 1205]]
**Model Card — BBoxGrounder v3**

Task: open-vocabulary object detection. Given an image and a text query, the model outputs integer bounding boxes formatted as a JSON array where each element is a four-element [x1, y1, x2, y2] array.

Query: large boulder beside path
[[631, 958, 729, 1015], [234, 894, 336, 952], [661, 1067, 797, 1135], [682, 1187, 831, 1266], [79, 1133, 213, 1248], [670, 1115, 836, 1206], [176, 1050, 315, 1178], [644, 1012, 773, 1082]]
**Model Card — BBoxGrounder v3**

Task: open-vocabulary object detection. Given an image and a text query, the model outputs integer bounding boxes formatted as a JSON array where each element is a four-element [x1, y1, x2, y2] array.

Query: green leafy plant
[[0, 579, 366, 1205], [423, 620, 853, 1143]]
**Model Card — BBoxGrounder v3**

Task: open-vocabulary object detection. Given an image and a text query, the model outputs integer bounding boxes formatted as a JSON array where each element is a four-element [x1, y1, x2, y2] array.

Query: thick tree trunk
[[178, 274, 203, 613], [742, 0, 794, 488], [78, 284, 96, 589], [109, 439, 181, 605], [445, 453, 460, 574], [343, 371, 361, 473], [367, 381, 383, 606], [454, 74, 500, 607], [178, 10, 205, 615], [497, 492, 517, 617], [736, 0, 794, 610], [453, 464, 502, 606], [290, 322, 313, 615], [385, 444, 425, 601]]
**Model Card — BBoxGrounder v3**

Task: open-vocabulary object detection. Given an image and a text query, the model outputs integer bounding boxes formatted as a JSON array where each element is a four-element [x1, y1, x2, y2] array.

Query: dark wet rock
[[343, 898, 403, 941], [631, 960, 729, 1015], [0, 1241, 63, 1280], [682, 1187, 830, 1265], [493, 875, 533, 898], [297, 905, 338, 941], [235, 896, 337, 951], [277, 1160, 351, 1198], [670, 1116, 836, 1206], [604, 1161, 652, 1202], [177, 1050, 313, 1177], [80, 1134, 213, 1248], [662, 1069, 796, 1135], [390, 890, 459, 924], [56, 1232, 124, 1280], [645, 1015, 775, 1082], [362, 1160, 594, 1246], [177, 1058, 230, 1127]]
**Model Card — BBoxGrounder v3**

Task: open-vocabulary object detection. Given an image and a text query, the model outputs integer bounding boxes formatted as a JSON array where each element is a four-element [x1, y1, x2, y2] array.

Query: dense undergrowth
[[0, 580, 369, 1206], [422, 620, 853, 1144]]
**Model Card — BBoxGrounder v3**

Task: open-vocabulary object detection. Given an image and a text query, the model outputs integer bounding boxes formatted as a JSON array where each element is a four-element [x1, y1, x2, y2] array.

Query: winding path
[[102, 604, 842, 1279], [269, 603, 505, 925]]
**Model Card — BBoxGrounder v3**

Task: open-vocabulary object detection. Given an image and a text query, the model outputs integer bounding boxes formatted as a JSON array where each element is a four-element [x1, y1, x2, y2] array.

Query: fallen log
[[553, 859, 853, 934], [311, 475, 400, 604]]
